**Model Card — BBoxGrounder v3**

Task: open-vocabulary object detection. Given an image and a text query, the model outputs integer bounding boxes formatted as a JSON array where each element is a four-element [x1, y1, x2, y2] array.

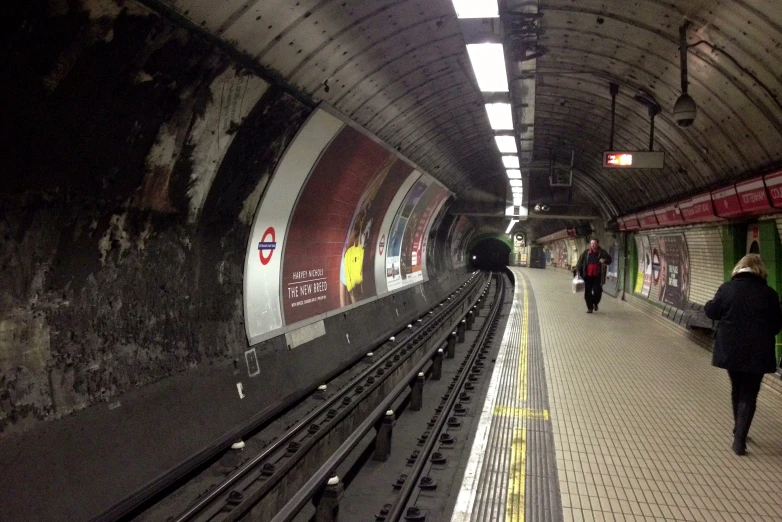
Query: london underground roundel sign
[[258, 227, 277, 265]]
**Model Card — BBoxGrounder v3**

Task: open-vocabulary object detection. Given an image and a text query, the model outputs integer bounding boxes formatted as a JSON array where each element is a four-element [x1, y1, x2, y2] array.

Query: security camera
[[673, 94, 697, 127]]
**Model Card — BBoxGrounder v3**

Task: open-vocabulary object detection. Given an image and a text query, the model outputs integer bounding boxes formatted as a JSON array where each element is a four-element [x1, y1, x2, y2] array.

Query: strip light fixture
[[452, 0, 499, 19], [485, 103, 513, 130], [454, 0, 525, 219], [502, 155, 520, 168], [494, 135, 517, 154], [505, 218, 519, 234], [466, 43, 508, 92]]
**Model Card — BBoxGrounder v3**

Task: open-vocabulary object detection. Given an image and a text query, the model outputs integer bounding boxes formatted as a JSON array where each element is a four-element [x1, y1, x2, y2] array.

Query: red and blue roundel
[[258, 227, 277, 265]]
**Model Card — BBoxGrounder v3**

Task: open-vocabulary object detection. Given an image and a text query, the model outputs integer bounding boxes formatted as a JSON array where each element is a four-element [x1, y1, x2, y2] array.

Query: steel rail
[[170, 274, 488, 522], [270, 273, 504, 522], [387, 273, 505, 522]]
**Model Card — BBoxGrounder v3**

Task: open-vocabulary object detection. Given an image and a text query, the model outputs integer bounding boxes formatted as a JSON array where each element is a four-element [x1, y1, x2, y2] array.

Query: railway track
[[124, 273, 489, 522], [271, 272, 507, 522]]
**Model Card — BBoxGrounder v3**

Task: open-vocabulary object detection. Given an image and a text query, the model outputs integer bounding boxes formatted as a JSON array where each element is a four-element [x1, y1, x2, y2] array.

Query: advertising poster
[[607, 244, 619, 278], [649, 234, 663, 301], [386, 179, 430, 290], [641, 235, 652, 297], [282, 125, 414, 324], [660, 234, 690, 308], [567, 238, 577, 268], [550, 241, 567, 268], [404, 184, 448, 280], [634, 236, 645, 294], [244, 109, 344, 344]]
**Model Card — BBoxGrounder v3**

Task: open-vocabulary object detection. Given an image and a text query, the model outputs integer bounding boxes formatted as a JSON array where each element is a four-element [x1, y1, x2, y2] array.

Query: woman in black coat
[[705, 254, 782, 455]]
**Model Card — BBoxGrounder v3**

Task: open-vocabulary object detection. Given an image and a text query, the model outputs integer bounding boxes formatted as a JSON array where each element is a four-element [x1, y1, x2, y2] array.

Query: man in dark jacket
[[705, 254, 782, 455], [575, 239, 612, 313]]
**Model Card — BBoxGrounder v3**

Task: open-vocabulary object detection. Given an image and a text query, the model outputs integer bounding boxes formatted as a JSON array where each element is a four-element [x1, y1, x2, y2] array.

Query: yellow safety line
[[507, 272, 531, 522], [517, 275, 529, 402], [493, 406, 549, 420], [506, 427, 526, 522]]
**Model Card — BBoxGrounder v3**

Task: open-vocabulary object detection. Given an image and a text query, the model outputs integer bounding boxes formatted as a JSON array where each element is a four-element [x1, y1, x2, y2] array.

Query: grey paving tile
[[522, 268, 782, 522]]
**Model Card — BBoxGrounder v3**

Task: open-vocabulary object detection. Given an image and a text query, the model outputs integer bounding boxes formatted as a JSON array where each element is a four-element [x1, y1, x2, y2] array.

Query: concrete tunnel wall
[[0, 3, 477, 516]]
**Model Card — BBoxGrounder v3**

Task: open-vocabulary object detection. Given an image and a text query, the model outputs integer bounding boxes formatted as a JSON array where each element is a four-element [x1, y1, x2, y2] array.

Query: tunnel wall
[[0, 0, 469, 444]]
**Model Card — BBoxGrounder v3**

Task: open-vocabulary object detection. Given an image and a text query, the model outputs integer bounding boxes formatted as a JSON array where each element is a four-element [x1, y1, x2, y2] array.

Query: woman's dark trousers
[[729, 370, 763, 451]]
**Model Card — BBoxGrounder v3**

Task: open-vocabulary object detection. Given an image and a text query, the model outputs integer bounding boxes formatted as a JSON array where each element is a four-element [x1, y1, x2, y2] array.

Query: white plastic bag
[[572, 275, 585, 293]]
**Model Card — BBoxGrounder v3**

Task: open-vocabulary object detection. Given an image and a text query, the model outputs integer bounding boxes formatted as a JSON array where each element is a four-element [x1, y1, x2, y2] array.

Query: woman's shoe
[[732, 438, 747, 456]]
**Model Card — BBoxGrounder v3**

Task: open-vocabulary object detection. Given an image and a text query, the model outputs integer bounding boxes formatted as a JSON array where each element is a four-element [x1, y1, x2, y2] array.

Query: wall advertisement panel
[[641, 235, 652, 297], [648, 234, 664, 300], [386, 178, 430, 291], [607, 243, 619, 279], [633, 233, 690, 307], [405, 184, 449, 280], [548, 240, 568, 268], [244, 110, 344, 344], [659, 234, 690, 308], [373, 171, 421, 296], [567, 239, 577, 268], [244, 107, 451, 345], [634, 235, 646, 294], [282, 125, 415, 325]]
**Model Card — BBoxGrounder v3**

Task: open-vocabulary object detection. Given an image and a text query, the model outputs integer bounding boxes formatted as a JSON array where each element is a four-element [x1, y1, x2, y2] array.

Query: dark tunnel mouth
[[469, 238, 511, 271]]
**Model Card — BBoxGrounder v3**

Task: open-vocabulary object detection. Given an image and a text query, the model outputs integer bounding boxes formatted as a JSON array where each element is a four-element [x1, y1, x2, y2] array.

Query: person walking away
[[704, 254, 782, 455], [575, 239, 612, 313]]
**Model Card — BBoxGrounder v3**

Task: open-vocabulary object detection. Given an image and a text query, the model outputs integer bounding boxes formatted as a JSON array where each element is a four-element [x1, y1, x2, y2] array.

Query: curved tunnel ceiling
[[535, 0, 782, 214], [159, 0, 782, 224]]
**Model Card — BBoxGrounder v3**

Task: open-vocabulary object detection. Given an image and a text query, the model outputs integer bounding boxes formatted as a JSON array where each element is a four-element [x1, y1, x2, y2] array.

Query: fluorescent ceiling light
[[509, 179, 522, 187], [485, 103, 513, 130], [494, 135, 517, 153], [502, 155, 519, 168], [513, 199, 522, 207], [452, 0, 499, 18], [505, 218, 518, 234], [466, 44, 508, 92], [506, 169, 521, 179], [511, 190, 523, 196]]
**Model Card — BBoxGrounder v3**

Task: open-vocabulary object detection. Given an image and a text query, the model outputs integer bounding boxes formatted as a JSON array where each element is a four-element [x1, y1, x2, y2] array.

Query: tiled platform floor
[[527, 267, 782, 522]]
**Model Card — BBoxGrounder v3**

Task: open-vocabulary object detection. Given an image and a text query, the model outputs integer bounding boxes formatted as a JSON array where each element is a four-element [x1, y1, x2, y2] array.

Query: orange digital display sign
[[605, 153, 633, 166], [602, 150, 665, 169]]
